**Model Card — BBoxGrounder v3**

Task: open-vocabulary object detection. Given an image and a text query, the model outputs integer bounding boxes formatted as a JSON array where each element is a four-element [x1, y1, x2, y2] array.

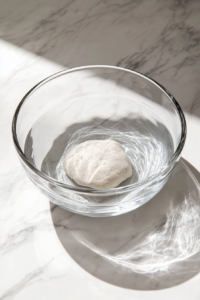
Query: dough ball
[[63, 140, 132, 189]]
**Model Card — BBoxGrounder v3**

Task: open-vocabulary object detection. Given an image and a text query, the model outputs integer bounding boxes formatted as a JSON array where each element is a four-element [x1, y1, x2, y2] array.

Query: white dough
[[63, 140, 132, 189]]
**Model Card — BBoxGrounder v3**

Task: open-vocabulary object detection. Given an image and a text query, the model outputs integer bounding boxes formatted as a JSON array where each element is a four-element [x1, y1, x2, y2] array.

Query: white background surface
[[0, 1, 200, 299]]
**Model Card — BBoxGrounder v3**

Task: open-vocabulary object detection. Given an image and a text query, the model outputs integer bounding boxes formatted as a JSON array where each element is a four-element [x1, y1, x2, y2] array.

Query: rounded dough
[[63, 140, 132, 189]]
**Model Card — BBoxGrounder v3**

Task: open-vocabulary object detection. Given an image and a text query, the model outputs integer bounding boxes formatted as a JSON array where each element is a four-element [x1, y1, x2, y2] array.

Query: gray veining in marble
[[0, 0, 200, 299], [1, 0, 200, 115]]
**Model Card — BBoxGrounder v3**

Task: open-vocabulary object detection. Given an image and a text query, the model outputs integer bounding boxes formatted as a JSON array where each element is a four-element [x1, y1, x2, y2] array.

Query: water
[[56, 126, 168, 187], [24, 97, 174, 188]]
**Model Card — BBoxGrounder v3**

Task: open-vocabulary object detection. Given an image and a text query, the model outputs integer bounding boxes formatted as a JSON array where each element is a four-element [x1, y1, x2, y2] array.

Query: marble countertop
[[1, 0, 200, 299]]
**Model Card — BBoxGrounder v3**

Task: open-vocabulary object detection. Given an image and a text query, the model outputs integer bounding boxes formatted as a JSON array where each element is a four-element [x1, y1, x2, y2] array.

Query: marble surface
[[0, 0, 200, 299], [51, 159, 200, 290]]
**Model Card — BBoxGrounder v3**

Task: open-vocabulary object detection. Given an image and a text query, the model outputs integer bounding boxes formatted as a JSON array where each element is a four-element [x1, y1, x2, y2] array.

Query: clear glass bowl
[[12, 66, 186, 217]]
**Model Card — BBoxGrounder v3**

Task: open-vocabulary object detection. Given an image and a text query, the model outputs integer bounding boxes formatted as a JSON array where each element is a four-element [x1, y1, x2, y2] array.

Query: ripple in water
[[56, 126, 167, 187]]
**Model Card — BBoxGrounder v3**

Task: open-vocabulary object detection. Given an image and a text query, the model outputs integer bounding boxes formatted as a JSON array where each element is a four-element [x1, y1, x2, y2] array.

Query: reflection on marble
[[1, 158, 200, 299], [50, 158, 200, 290]]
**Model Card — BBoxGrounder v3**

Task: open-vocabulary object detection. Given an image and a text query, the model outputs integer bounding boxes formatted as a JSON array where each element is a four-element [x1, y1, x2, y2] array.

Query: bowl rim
[[12, 65, 187, 195]]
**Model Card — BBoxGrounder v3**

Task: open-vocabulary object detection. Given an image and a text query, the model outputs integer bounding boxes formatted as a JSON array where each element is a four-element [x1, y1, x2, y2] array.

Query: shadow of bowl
[[50, 158, 200, 290]]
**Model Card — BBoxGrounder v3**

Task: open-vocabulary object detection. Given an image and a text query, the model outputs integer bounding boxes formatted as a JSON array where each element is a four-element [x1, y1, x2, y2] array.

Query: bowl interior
[[14, 66, 184, 192]]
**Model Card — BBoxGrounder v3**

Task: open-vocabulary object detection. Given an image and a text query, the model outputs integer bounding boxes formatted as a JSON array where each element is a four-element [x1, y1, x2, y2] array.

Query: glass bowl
[[12, 66, 186, 217]]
